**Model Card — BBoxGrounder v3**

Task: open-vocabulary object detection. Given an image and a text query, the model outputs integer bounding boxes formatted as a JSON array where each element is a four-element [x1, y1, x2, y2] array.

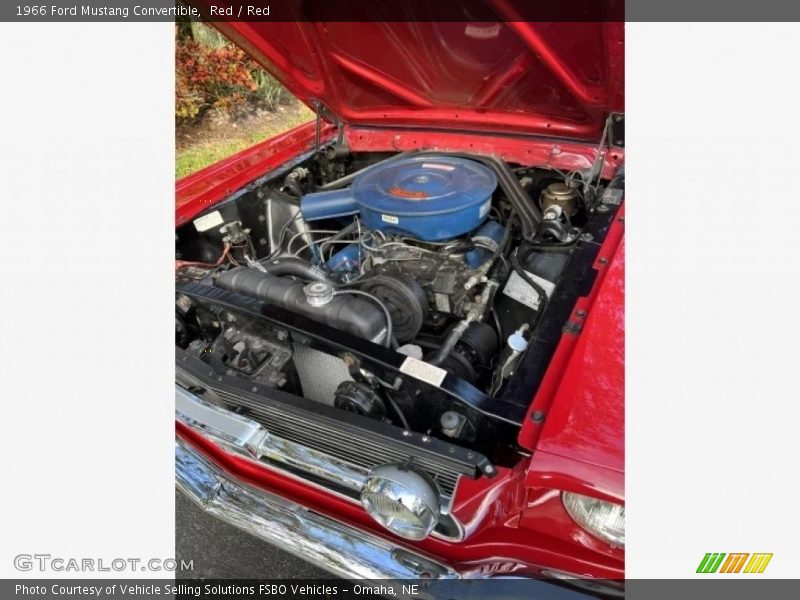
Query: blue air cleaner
[[300, 156, 497, 241]]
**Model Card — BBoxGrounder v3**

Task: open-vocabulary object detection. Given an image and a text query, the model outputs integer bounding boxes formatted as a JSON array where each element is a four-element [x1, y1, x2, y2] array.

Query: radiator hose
[[214, 267, 388, 344], [256, 256, 330, 282]]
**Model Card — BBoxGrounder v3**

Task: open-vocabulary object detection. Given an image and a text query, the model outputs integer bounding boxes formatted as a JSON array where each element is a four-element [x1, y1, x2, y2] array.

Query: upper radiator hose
[[258, 256, 329, 282], [214, 268, 387, 344]]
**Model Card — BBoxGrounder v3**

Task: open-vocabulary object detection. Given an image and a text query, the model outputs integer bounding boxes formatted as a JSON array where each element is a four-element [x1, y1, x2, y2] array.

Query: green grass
[[191, 21, 229, 49], [176, 105, 314, 179]]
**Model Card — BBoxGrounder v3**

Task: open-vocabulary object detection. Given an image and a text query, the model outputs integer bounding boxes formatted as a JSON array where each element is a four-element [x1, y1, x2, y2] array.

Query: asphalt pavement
[[175, 492, 330, 579]]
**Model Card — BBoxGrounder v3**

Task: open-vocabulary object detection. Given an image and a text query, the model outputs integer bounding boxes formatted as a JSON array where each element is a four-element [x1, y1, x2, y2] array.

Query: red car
[[174, 13, 624, 594]]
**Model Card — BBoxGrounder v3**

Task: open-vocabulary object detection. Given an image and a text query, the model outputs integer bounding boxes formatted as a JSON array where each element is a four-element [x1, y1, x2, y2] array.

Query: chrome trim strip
[[175, 438, 460, 580], [176, 386, 367, 487], [176, 386, 267, 457], [175, 386, 466, 541]]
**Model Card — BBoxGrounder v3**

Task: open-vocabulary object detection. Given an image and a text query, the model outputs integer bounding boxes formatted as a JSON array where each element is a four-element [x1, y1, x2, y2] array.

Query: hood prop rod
[[313, 99, 345, 154]]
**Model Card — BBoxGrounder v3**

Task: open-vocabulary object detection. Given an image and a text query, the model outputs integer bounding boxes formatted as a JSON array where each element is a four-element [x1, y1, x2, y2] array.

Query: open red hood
[[203, 6, 623, 141]]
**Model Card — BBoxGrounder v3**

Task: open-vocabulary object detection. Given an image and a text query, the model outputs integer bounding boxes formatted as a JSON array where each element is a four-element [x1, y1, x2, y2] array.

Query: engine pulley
[[358, 275, 428, 344]]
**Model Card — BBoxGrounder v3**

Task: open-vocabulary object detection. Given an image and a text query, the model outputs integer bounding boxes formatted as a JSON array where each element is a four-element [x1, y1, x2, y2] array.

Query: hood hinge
[[313, 99, 345, 153], [582, 112, 624, 201]]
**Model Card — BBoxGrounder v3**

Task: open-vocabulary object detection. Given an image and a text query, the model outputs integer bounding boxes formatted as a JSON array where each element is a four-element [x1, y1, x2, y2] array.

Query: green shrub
[[250, 69, 288, 110], [175, 22, 293, 123]]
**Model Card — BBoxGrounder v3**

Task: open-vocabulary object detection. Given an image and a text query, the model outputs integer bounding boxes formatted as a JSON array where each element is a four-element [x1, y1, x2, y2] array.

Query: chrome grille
[[176, 363, 461, 498]]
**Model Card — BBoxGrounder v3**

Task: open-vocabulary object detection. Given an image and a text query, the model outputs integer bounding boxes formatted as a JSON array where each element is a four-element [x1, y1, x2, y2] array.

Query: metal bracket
[[608, 112, 624, 148]]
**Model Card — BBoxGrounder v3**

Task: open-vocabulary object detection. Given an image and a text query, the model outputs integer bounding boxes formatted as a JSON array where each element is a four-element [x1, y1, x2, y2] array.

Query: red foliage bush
[[175, 37, 259, 121]]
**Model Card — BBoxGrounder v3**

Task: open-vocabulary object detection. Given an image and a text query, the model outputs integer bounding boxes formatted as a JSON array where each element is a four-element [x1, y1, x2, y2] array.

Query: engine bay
[[175, 145, 623, 463]]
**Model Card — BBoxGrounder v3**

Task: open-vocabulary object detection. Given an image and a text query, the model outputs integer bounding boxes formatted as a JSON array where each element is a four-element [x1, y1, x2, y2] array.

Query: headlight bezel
[[562, 491, 625, 548], [360, 464, 440, 541]]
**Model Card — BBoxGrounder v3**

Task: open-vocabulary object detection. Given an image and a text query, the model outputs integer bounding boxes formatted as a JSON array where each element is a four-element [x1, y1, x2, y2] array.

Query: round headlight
[[360, 464, 439, 540], [562, 492, 625, 547]]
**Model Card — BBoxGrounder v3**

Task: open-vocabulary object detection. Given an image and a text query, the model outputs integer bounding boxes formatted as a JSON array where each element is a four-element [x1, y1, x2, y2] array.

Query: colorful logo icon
[[696, 553, 772, 574]]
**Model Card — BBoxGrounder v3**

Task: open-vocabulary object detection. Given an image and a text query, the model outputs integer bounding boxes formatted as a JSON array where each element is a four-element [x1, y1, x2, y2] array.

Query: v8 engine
[[301, 157, 506, 342]]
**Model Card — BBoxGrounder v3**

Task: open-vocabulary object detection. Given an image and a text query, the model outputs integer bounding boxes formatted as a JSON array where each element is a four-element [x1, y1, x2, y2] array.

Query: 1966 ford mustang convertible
[[174, 10, 624, 593]]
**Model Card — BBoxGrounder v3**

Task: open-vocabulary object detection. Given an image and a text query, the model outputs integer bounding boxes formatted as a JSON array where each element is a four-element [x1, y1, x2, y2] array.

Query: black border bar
[[4, 1, 800, 22]]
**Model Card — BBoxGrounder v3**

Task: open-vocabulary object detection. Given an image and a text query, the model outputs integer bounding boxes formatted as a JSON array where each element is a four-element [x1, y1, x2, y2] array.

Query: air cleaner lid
[[352, 156, 496, 216]]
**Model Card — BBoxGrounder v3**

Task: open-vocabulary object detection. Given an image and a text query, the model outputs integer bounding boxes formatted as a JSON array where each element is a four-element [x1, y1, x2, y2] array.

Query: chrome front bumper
[[175, 438, 460, 579]]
